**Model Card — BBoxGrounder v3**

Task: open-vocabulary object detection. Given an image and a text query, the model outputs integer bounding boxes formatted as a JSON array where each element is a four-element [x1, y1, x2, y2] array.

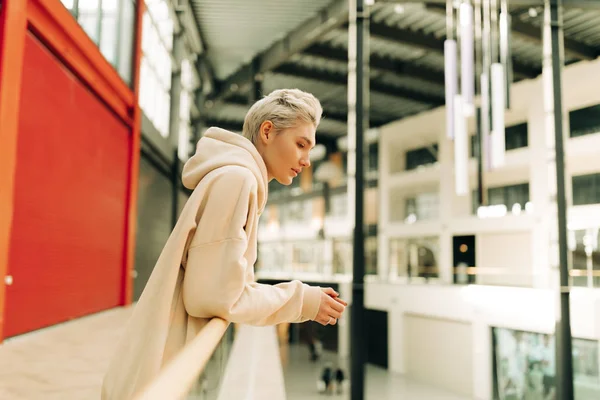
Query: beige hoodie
[[101, 127, 322, 399]]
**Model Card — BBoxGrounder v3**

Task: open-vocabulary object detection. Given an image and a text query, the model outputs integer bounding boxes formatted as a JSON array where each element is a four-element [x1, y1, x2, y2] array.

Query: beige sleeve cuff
[[301, 284, 322, 321]]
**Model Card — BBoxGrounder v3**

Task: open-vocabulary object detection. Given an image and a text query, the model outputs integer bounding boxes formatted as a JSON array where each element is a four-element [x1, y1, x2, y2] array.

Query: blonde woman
[[102, 89, 347, 399]]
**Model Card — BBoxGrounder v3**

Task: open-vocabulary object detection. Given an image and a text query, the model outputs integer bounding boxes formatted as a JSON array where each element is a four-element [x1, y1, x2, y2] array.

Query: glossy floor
[[0, 307, 470, 399], [281, 344, 470, 400]]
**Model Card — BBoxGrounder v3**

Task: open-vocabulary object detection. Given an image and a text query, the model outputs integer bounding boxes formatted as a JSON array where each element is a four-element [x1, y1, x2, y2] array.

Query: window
[[472, 184, 531, 215], [139, 0, 174, 137], [61, 0, 76, 9], [78, 0, 100, 43], [488, 183, 529, 209], [99, 0, 119, 64], [368, 142, 378, 172], [60, 0, 137, 85], [404, 192, 439, 222], [570, 104, 600, 138], [505, 123, 528, 150], [573, 173, 600, 206], [570, 228, 600, 288], [470, 123, 527, 158], [178, 59, 199, 161], [405, 145, 438, 171], [388, 237, 439, 281], [471, 134, 479, 159], [365, 234, 378, 275]]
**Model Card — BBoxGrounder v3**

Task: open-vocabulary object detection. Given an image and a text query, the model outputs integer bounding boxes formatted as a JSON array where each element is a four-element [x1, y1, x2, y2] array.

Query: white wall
[[404, 314, 474, 397], [378, 55, 600, 288], [477, 231, 533, 287], [365, 280, 600, 400], [374, 42, 600, 400]]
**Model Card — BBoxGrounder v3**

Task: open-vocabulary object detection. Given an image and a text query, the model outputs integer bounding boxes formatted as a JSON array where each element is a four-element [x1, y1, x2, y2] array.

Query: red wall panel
[[4, 32, 130, 337]]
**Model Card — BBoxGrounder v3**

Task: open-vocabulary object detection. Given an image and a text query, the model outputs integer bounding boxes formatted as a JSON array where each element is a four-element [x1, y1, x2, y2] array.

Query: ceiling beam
[[510, 18, 598, 60], [206, 0, 350, 103], [322, 109, 396, 128], [425, 3, 598, 61], [303, 43, 445, 85], [368, 21, 541, 80], [274, 63, 445, 105], [381, 0, 600, 8]]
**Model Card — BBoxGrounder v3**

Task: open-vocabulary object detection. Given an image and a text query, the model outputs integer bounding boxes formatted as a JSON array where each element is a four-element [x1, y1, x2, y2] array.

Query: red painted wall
[[4, 32, 130, 337]]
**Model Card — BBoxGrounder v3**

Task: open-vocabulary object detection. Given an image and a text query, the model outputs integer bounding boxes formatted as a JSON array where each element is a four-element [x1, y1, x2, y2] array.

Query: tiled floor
[[0, 307, 132, 400], [0, 307, 470, 400]]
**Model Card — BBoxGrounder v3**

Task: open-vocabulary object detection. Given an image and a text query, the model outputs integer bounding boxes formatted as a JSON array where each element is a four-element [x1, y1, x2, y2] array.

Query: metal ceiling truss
[[221, 79, 410, 127], [198, 0, 599, 132], [321, 109, 398, 127], [206, 0, 350, 104], [302, 43, 446, 85], [383, 0, 600, 9], [274, 62, 445, 105], [425, 3, 599, 61], [367, 21, 540, 79]]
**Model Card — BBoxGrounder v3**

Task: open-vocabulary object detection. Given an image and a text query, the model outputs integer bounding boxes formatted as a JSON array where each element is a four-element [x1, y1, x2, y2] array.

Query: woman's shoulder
[[203, 165, 258, 192]]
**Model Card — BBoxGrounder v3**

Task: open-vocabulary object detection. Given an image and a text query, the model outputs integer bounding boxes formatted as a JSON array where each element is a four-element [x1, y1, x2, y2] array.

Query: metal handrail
[[134, 317, 230, 400]]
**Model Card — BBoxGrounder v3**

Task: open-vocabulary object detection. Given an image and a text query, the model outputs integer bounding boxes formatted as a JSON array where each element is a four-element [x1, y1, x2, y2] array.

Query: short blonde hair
[[242, 89, 323, 145]]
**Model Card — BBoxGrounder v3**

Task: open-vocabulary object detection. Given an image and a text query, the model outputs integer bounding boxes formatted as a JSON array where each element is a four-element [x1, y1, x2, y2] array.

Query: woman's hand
[[314, 287, 347, 326]]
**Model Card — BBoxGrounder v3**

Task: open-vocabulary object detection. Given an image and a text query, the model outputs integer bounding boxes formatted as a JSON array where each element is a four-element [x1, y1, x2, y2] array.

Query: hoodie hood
[[182, 127, 268, 213]]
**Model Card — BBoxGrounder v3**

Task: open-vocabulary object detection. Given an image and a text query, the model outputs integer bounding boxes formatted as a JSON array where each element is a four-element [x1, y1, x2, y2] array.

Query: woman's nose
[[301, 158, 310, 168]]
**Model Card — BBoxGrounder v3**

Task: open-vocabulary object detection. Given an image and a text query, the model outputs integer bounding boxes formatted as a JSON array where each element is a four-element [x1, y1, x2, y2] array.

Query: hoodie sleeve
[[182, 167, 322, 325]]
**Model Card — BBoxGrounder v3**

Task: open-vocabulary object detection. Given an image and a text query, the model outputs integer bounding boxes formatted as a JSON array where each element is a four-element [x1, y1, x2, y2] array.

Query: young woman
[[102, 89, 347, 399]]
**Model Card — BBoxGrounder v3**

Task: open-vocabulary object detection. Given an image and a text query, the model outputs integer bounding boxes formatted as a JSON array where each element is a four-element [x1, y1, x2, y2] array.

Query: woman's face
[[257, 120, 315, 185]]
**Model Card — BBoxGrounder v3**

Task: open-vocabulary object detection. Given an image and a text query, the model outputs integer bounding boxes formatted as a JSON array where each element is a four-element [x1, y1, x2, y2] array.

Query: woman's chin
[[277, 176, 294, 186]]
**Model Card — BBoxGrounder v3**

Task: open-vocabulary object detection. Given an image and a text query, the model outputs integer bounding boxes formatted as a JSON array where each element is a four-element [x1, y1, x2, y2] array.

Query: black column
[[351, 0, 368, 399], [476, 107, 485, 207], [171, 148, 180, 228], [549, 0, 574, 398]]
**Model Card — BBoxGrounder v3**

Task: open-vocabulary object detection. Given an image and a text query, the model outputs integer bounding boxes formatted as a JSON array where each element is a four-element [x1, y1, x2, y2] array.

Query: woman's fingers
[[333, 297, 348, 307], [328, 297, 346, 313], [314, 289, 348, 326]]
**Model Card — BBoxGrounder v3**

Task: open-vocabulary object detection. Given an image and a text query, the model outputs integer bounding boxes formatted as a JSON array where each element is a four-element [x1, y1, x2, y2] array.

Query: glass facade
[[139, 0, 173, 137], [60, 0, 136, 85], [492, 328, 600, 400], [178, 59, 198, 160]]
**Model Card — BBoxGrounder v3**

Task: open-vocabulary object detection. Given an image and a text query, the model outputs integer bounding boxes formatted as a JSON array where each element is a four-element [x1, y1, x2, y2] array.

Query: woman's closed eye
[[298, 143, 306, 149]]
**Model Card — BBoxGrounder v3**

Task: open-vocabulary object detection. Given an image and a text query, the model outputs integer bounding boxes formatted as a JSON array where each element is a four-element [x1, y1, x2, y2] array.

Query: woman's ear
[[259, 121, 274, 143]]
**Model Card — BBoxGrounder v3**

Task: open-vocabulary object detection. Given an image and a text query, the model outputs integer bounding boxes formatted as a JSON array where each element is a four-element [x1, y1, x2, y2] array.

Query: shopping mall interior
[[1, 0, 600, 399]]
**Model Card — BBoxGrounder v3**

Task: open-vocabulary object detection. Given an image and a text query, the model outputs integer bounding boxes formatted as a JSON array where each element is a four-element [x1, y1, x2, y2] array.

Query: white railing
[[134, 318, 230, 400]]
